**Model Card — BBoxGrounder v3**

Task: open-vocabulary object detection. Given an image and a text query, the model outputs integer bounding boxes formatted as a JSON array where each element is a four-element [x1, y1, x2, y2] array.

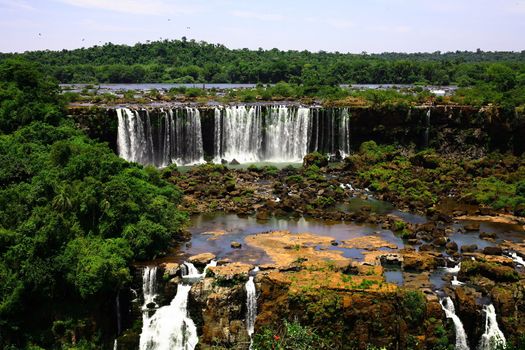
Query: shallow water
[[173, 213, 403, 264]]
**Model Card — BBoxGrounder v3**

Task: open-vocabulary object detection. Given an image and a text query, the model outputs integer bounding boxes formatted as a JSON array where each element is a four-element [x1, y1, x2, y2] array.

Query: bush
[[253, 320, 332, 350]]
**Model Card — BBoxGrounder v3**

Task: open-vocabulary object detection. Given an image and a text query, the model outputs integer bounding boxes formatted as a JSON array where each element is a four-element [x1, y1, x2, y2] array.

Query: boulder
[[445, 241, 458, 252], [432, 237, 447, 247], [461, 244, 478, 253], [464, 223, 480, 231], [479, 231, 496, 240], [189, 253, 216, 266], [162, 262, 180, 278], [483, 246, 502, 256], [231, 241, 242, 249], [230, 159, 240, 165]]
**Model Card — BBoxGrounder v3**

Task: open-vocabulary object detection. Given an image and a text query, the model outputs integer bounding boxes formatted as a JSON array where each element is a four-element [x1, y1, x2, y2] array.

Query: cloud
[[0, 0, 35, 11], [58, 0, 202, 15], [231, 10, 284, 22]]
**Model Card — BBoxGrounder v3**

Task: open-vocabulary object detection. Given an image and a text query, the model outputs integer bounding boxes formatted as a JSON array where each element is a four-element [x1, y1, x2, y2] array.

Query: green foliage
[[0, 59, 64, 133], [400, 290, 426, 325], [471, 176, 519, 209], [0, 60, 187, 348], [253, 320, 332, 350]]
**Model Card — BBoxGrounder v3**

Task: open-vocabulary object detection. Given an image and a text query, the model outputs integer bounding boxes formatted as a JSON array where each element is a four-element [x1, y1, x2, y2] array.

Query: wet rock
[[303, 152, 328, 168], [189, 252, 216, 266], [402, 252, 438, 271], [464, 223, 480, 231], [460, 260, 519, 282], [221, 159, 228, 165], [255, 208, 269, 220], [445, 241, 458, 252], [461, 244, 478, 253], [162, 262, 180, 278], [208, 262, 252, 282], [432, 237, 447, 247], [483, 246, 502, 256], [230, 241, 242, 249], [419, 244, 436, 252], [230, 159, 240, 165], [479, 231, 496, 240]]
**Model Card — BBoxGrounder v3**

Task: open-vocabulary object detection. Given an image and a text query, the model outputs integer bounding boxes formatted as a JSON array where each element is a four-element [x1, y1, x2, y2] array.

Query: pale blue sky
[[1, 0, 524, 53]]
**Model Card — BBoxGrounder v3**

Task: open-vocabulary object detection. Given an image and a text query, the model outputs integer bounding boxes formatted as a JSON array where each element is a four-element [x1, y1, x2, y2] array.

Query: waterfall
[[113, 339, 118, 350], [116, 290, 121, 335], [338, 108, 351, 158], [213, 105, 311, 163], [444, 262, 461, 274], [139, 261, 216, 350], [117, 106, 356, 166], [265, 106, 311, 162], [478, 304, 506, 350], [117, 108, 154, 165], [509, 252, 525, 267], [246, 268, 258, 349], [116, 107, 204, 167], [424, 108, 431, 147], [142, 266, 158, 309], [439, 297, 469, 350]]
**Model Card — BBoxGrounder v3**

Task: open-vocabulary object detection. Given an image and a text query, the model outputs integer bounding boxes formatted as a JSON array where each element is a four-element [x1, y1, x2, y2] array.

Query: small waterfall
[[509, 252, 525, 267], [139, 261, 216, 350], [424, 108, 431, 147], [245, 276, 256, 337], [444, 262, 461, 274], [338, 108, 351, 158], [439, 297, 469, 350], [246, 268, 258, 349], [142, 266, 158, 309], [116, 290, 121, 335], [451, 276, 465, 286], [113, 339, 118, 350], [478, 304, 506, 350]]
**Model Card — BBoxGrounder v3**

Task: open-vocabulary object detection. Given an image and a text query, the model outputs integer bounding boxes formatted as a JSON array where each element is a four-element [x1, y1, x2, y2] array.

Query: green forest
[[0, 59, 187, 349], [2, 38, 525, 86], [4, 38, 525, 108]]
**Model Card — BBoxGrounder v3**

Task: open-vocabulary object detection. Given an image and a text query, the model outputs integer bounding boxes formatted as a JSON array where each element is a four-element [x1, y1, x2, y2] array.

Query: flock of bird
[[37, 18, 191, 43]]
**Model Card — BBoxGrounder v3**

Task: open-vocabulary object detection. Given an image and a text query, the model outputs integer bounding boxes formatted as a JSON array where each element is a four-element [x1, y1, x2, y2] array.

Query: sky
[[0, 0, 524, 53]]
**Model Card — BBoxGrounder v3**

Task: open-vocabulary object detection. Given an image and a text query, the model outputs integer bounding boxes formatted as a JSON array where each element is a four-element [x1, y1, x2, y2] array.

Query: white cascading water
[[509, 252, 525, 267], [215, 105, 262, 163], [139, 261, 216, 350], [424, 108, 431, 147], [444, 262, 461, 274], [117, 106, 355, 166], [245, 277, 257, 337], [478, 304, 506, 350], [338, 108, 351, 158], [142, 266, 158, 309], [265, 106, 311, 162], [439, 297, 469, 350], [116, 107, 204, 167], [117, 108, 154, 165], [214, 106, 311, 163]]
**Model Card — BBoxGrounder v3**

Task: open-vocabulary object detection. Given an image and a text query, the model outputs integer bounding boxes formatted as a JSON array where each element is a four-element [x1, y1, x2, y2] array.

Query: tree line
[[1, 38, 525, 86]]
